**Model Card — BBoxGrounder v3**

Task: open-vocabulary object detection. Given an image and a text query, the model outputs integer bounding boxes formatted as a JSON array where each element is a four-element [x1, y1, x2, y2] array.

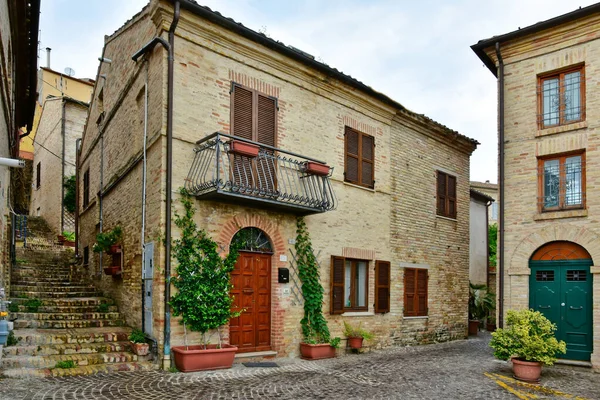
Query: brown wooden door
[[230, 251, 271, 352]]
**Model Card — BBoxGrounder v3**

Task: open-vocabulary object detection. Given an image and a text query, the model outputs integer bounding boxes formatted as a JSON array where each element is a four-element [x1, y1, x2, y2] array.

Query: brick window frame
[[537, 65, 585, 129], [537, 152, 585, 213], [436, 170, 457, 219], [344, 126, 375, 188], [404, 268, 428, 317]]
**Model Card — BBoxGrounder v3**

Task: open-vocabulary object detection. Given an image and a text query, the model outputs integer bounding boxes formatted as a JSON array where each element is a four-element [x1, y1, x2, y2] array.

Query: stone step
[[12, 266, 76, 274], [1, 351, 138, 369], [10, 280, 89, 287], [15, 248, 73, 263], [11, 304, 118, 313], [1, 361, 157, 378], [3, 341, 132, 357], [13, 312, 122, 321], [11, 284, 96, 293], [10, 290, 101, 299], [11, 327, 132, 346], [11, 275, 86, 283], [14, 318, 125, 329], [9, 297, 114, 307]]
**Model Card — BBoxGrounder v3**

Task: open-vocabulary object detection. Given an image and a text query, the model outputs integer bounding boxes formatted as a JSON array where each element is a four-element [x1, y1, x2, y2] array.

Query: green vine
[[169, 188, 241, 347], [295, 217, 332, 344], [63, 175, 76, 213]]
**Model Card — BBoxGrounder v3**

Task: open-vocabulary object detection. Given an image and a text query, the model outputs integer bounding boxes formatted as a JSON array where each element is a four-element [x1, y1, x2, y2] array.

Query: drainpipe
[[141, 60, 149, 334], [99, 133, 104, 276], [495, 42, 505, 329], [131, 0, 179, 369], [61, 100, 66, 233], [75, 138, 81, 257]]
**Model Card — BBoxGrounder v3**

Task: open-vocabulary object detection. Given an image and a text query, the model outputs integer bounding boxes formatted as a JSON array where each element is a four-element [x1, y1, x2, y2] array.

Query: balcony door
[[231, 84, 277, 196]]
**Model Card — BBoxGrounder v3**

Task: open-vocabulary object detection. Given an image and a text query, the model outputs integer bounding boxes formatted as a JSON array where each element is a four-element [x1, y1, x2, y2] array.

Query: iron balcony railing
[[185, 132, 337, 214]]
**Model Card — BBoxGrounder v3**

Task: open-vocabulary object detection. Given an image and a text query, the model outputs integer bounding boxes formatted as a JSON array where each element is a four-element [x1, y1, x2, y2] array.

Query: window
[[83, 246, 89, 266], [83, 169, 90, 208], [538, 65, 585, 128], [538, 153, 585, 212], [36, 162, 41, 188], [404, 268, 428, 317], [330, 256, 368, 313], [344, 127, 374, 188], [436, 171, 456, 218], [491, 202, 498, 220]]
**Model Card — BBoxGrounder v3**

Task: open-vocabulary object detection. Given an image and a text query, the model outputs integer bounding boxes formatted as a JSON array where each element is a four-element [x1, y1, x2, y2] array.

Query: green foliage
[[295, 217, 332, 345], [25, 298, 43, 313], [62, 231, 75, 242], [169, 189, 241, 344], [8, 302, 19, 313], [168, 366, 179, 373], [129, 328, 146, 344], [6, 331, 19, 347], [93, 226, 123, 253], [489, 223, 498, 267], [96, 303, 110, 313], [63, 175, 76, 213], [490, 309, 566, 365], [329, 337, 341, 349], [469, 282, 495, 320], [343, 321, 374, 340], [54, 360, 76, 369]]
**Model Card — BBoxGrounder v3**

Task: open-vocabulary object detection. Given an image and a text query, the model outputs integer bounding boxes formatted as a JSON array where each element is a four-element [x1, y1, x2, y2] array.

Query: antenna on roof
[[64, 67, 75, 77]]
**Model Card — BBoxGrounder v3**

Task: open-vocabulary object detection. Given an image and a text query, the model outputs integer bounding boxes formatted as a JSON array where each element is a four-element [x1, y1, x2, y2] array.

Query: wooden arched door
[[529, 241, 593, 361]]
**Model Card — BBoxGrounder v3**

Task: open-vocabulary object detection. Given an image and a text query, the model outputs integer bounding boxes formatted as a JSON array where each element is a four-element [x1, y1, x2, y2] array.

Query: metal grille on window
[[538, 70, 583, 128], [566, 270, 587, 281], [535, 270, 554, 282], [540, 156, 584, 211]]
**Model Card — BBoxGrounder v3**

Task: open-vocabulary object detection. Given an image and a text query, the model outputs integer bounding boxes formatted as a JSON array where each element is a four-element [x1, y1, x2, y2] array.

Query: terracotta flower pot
[[103, 266, 121, 276], [109, 244, 122, 254], [229, 141, 260, 158], [300, 343, 336, 360], [131, 342, 149, 356], [486, 323, 496, 332], [57, 235, 66, 244], [468, 319, 480, 335], [172, 344, 237, 372], [64, 240, 75, 247], [347, 337, 364, 349], [305, 161, 330, 176], [512, 358, 542, 383]]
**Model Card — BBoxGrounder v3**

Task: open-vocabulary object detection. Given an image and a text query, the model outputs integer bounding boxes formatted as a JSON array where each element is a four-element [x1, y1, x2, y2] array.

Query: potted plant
[[343, 321, 374, 349], [486, 314, 497, 332], [129, 328, 150, 356], [295, 217, 340, 359], [93, 226, 123, 254], [62, 231, 76, 247], [490, 309, 566, 383], [169, 189, 241, 372], [468, 282, 494, 335]]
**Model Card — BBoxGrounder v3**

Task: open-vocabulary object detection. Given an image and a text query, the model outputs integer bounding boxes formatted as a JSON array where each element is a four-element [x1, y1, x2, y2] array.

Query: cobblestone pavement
[[1, 333, 598, 399]]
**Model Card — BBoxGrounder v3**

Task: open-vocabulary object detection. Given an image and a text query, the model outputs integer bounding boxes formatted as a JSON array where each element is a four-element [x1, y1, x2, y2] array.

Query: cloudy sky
[[39, 0, 598, 183]]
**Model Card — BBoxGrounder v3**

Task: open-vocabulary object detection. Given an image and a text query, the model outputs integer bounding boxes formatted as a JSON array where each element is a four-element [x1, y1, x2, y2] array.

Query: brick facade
[[78, 0, 476, 366], [474, 7, 600, 369]]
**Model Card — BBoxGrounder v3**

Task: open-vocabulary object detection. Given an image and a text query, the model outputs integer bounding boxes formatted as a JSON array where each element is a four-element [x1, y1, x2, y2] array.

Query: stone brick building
[[473, 4, 600, 368], [29, 96, 88, 234], [471, 181, 498, 224], [78, 0, 477, 367]]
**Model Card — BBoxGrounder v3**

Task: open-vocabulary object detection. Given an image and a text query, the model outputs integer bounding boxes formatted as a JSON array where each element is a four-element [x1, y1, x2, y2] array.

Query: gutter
[[131, 0, 180, 369], [495, 42, 505, 329], [75, 138, 81, 257], [61, 100, 66, 233]]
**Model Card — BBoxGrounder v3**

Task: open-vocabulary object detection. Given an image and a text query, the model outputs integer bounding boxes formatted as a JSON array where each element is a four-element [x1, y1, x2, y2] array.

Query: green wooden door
[[530, 260, 593, 361]]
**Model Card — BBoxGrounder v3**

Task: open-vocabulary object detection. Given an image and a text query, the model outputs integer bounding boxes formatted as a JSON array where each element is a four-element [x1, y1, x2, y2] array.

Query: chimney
[[46, 47, 51, 69]]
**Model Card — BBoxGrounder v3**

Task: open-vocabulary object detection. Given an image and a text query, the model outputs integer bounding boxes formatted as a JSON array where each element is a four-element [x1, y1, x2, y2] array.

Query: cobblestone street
[[1, 333, 598, 400]]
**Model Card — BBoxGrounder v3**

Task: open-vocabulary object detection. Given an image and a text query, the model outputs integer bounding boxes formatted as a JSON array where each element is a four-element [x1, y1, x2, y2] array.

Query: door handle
[[569, 306, 583, 310], [538, 306, 551, 309]]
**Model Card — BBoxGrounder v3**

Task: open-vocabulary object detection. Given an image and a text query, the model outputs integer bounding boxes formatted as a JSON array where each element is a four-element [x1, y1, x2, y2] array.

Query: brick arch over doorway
[[531, 241, 592, 261], [509, 224, 600, 272], [218, 214, 286, 255]]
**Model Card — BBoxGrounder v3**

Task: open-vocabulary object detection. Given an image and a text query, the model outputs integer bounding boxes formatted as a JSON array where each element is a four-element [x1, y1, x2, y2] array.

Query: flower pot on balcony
[[305, 161, 330, 176], [103, 266, 121, 276], [229, 141, 260, 158], [172, 344, 237, 372], [109, 244, 121, 254]]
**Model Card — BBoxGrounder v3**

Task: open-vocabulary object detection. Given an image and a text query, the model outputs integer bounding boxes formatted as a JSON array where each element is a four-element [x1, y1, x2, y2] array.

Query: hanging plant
[[169, 188, 241, 348], [295, 217, 334, 345]]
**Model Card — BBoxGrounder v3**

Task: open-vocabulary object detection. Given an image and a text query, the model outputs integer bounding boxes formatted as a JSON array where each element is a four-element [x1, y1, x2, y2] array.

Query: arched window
[[531, 241, 591, 261], [231, 227, 273, 253]]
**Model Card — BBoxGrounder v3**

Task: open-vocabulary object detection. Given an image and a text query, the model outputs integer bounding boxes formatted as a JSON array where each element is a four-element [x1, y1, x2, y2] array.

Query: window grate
[[537, 157, 585, 212], [536, 270, 554, 282], [566, 270, 586, 281], [537, 68, 584, 128]]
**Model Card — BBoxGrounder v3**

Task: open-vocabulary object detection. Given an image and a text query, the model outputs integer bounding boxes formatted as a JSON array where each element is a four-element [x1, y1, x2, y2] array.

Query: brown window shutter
[[361, 135, 374, 188], [330, 256, 345, 314], [232, 85, 253, 140], [257, 95, 276, 146], [375, 260, 390, 313], [447, 175, 457, 218], [417, 269, 428, 316], [404, 268, 416, 316], [345, 127, 359, 184], [437, 172, 446, 215]]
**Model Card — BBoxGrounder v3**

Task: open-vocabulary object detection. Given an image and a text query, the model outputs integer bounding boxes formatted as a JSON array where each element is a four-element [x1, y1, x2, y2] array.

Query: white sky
[[39, 0, 599, 183]]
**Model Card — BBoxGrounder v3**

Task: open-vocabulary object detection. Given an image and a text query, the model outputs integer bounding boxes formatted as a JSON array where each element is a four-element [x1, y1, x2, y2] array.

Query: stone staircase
[[2, 240, 156, 377]]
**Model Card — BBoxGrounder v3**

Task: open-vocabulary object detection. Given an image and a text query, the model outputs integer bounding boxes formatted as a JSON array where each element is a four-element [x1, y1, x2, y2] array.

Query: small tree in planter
[[490, 309, 566, 383], [295, 217, 339, 359], [343, 321, 374, 349], [169, 189, 241, 372], [93, 226, 123, 254], [468, 282, 494, 335]]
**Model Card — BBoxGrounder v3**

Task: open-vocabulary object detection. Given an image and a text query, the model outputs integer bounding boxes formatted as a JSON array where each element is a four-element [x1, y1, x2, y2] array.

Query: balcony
[[185, 132, 337, 214]]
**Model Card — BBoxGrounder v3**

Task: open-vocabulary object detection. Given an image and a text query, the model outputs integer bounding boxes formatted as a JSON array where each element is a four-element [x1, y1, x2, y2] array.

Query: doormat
[[242, 362, 279, 368]]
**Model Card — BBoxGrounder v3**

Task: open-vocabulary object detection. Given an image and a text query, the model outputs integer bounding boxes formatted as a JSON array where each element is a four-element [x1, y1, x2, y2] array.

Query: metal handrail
[[186, 133, 337, 213]]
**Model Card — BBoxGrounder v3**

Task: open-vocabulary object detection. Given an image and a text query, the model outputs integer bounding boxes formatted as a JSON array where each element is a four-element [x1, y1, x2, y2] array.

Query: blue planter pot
[[0, 319, 8, 345]]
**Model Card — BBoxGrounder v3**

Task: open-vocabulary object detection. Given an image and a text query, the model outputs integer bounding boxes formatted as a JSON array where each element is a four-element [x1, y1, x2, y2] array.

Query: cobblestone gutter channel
[[1, 333, 598, 399]]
